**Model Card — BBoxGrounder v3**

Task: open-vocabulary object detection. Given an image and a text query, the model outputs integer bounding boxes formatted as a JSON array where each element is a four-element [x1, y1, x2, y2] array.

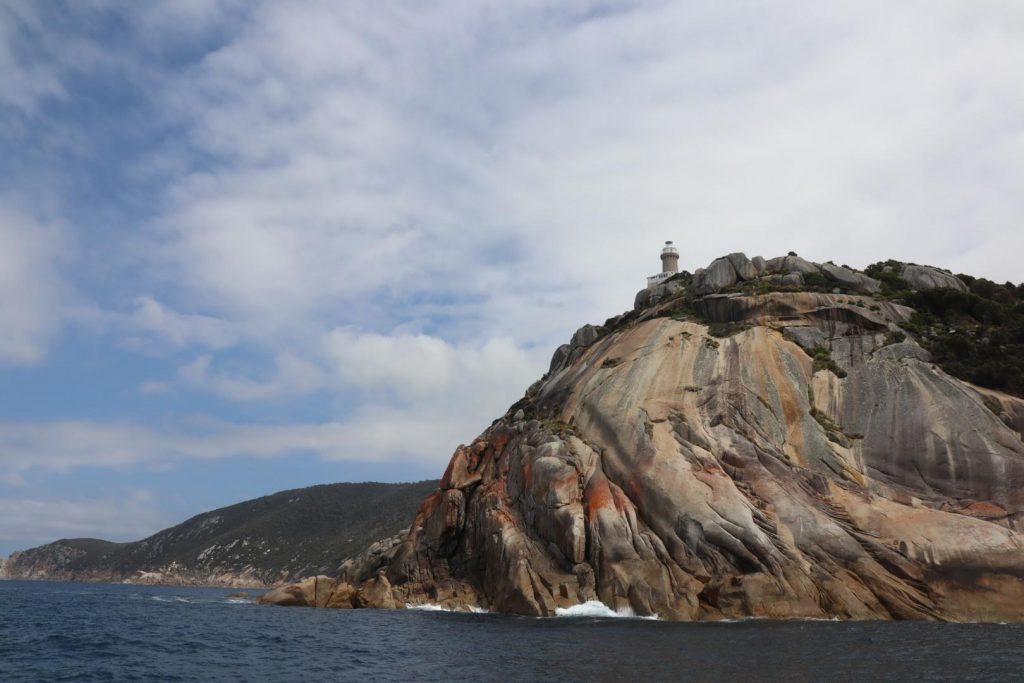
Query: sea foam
[[405, 603, 488, 613], [554, 600, 659, 620]]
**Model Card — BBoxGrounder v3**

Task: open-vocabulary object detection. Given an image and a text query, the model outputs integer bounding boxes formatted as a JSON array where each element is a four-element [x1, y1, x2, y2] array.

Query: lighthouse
[[646, 241, 679, 287]]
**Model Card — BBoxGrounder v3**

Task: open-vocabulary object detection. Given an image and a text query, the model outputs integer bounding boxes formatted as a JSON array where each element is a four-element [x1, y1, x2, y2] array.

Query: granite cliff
[[265, 253, 1024, 621], [2, 481, 437, 587]]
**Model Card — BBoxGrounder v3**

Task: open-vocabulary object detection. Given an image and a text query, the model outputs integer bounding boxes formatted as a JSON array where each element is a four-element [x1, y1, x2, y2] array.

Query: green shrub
[[809, 346, 848, 378], [883, 330, 907, 346], [802, 271, 828, 289], [864, 260, 912, 297], [901, 279, 1024, 397]]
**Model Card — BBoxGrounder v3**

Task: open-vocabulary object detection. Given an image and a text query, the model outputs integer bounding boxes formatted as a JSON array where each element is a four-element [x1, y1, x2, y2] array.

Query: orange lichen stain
[[764, 332, 808, 463], [585, 476, 615, 520], [439, 445, 469, 489], [490, 430, 511, 455], [959, 501, 1008, 519], [416, 490, 443, 520], [522, 458, 533, 489]]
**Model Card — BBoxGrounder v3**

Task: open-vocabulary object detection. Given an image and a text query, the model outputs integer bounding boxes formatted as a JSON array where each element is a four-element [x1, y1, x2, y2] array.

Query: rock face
[[901, 264, 968, 292], [257, 575, 338, 607], [297, 254, 1024, 622]]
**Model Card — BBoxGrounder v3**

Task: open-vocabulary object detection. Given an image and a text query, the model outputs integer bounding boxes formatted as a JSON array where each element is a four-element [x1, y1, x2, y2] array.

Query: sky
[[2, 0, 1023, 556]]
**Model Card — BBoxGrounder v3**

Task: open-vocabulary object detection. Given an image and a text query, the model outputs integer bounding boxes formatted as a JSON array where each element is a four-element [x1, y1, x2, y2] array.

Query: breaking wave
[[554, 600, 659, 620], [405, 603, 488, 613]]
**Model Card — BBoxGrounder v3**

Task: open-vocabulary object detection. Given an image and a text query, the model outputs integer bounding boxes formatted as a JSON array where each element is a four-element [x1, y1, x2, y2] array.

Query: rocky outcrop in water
[[293, 253, 1024, 621]]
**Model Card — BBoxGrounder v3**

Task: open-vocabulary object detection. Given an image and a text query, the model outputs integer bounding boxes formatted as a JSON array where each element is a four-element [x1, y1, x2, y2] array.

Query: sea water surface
[[1, 580, 1021, 682]]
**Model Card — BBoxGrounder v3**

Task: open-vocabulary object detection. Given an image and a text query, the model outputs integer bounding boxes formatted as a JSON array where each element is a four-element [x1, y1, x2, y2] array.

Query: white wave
[[405, 603, 488, 613], [224, 598, 251, 604], [554, 600, 659, 620], [406, 603, 454, 611]]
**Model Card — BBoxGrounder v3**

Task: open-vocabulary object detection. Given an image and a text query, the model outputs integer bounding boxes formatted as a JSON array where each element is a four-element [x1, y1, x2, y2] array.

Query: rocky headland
[[263, 253, 1024, 621]]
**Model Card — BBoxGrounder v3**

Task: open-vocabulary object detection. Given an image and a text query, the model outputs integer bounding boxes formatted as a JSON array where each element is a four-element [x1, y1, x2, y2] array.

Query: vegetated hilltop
[[1, 481, 438, 587], [263, 252, 1024, 622]]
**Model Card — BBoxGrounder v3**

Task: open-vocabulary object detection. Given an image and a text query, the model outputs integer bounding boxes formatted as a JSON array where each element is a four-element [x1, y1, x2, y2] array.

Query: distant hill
[[0, 481, 438, 587]]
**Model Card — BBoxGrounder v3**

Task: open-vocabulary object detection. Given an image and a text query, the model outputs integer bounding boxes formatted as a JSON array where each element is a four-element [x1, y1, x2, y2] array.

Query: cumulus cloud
[[324, 329, 539, 401], [1, 0, 1023, 493], [126, 296, 239, 351], [176, 351, 325, 401], [145, 0, 1024, 354]]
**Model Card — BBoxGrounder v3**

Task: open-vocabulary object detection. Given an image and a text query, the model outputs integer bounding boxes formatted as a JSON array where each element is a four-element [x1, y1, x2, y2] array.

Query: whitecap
[[406, 603, 454, 611], [554, 600, 659, 620], [405, 603, 488, 613]]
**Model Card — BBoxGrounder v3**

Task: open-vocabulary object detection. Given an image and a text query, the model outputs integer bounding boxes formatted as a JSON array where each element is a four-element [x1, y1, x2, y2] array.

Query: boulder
[[782, 272, 804, 286], [257, 575, 337, 607], [548, 344, 571, 375], [635, 279, 685, 310], [354, 575, 397, 609], [694, 258, 739, 294], [726, 252, 759, 281], [783, 255, 821, 274], [570, 324, 600, 349], [751, 256, 767, 276], [819, 263, 881, 294], [326, 582, 358, 608], [901, 265, 968, 292]]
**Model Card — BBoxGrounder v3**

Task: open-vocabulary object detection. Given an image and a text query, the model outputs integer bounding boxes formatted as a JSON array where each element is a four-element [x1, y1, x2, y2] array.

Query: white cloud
[[176, 351, 325, 401], [324, 329, 537, 400], [127, 296, 239, 350], [0, 490, 165, 547], [2, 1, 1024, 484], [140, 0, 1024, 358], [0, 328, 542, 473], [0, 202, 67, 365], [323, 328, 543, 457], [0, 417, 458, 473]]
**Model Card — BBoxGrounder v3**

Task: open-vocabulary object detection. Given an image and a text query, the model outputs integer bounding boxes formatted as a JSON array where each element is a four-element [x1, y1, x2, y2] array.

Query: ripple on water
[[2, 580, 1024, 682]]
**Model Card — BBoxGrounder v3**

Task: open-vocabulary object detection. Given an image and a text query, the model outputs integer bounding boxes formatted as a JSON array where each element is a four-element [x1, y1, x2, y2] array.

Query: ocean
[[1, 580, 1021, 682]]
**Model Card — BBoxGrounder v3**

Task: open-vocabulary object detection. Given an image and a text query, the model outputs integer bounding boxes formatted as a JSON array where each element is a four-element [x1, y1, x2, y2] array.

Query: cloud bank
[[2, 0, 1023, 549]]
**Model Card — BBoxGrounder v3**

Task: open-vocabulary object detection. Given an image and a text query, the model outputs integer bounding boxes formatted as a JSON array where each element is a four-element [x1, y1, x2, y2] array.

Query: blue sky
[[2, 0, 1023, 555]]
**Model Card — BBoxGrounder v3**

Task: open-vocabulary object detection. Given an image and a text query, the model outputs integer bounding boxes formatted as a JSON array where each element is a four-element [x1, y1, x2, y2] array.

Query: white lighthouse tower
[[646, 241, 679, 287]]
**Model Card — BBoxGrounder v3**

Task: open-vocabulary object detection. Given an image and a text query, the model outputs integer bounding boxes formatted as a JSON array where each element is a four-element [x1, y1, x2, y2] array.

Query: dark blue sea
[[1, 580, 1022, 682]]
